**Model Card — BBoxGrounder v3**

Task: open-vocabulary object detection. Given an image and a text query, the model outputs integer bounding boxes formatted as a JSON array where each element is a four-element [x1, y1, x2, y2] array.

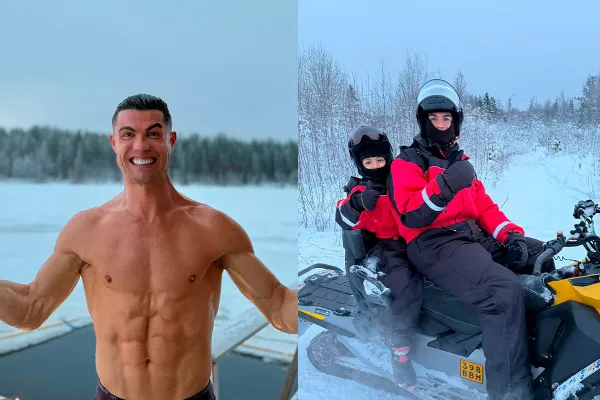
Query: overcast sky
[[299, 0, 600, 109], [0, 0, 297, 140]]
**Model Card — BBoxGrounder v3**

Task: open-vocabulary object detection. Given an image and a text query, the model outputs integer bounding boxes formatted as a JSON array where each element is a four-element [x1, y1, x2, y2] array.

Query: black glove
[[505, 233, 528, 271], [440, 159, 476, 195], [350, 182, 381, 211]]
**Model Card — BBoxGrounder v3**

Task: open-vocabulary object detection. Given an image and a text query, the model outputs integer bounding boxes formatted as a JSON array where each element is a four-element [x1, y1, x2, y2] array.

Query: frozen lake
[[0, 182, 298, 362]]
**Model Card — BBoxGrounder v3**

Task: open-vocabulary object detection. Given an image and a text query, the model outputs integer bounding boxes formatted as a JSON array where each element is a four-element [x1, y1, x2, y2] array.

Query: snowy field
[[298, 147, 600, 399], [0, 183, 298, 363]]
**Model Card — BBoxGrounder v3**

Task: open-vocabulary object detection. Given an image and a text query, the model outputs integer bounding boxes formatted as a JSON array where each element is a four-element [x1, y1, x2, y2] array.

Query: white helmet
[[416, 79, 463, 136]]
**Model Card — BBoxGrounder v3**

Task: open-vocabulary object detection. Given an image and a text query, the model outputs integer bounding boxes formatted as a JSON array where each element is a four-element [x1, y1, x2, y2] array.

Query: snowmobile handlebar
[[533, 199, 600, 275], [533, 231, 600, 275], [533, 232, 567, 275]]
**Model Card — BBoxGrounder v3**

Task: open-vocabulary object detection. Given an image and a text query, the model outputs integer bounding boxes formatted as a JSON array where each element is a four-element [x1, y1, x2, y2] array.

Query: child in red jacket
[[335, 125, 423, 390]]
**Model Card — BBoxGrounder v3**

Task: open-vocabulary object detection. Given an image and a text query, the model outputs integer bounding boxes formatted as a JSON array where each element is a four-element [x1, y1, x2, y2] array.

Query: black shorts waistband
[[95, 380, 215, 400]]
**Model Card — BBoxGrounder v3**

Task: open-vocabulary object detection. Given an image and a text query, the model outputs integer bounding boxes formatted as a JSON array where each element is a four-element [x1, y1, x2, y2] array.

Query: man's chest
[[83, 220, 223, 292]]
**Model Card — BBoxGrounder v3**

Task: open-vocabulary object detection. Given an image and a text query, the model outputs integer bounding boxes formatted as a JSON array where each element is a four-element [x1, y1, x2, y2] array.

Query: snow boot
[[390, 345, 417, 389]]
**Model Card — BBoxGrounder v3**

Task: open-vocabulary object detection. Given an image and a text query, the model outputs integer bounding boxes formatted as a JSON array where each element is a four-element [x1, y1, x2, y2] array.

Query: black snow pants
[[407, 219, 555, 400], [372, 238, 424, 350]]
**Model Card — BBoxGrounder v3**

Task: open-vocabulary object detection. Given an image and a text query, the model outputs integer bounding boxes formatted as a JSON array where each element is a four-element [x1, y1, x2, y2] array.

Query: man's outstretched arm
[[0, 212, 89, 330], [217, 214, 298, 334]]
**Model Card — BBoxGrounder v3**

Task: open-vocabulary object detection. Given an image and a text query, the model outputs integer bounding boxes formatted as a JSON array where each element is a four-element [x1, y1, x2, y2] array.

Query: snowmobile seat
[[419, 273, 557, 335], [340, 229, 556, 333]]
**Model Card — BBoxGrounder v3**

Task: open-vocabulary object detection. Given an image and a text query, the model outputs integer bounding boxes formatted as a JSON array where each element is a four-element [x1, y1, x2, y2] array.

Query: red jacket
[[335, 177, 400, 240], [387, 138, 524, 244]]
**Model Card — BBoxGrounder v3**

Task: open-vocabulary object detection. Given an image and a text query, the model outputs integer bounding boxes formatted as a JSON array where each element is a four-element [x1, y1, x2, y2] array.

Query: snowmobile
[[298, 199, 600, 400]]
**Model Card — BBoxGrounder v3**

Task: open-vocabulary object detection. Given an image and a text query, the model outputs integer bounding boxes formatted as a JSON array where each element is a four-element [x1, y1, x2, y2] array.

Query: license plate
[[460, 359, 484, 384]]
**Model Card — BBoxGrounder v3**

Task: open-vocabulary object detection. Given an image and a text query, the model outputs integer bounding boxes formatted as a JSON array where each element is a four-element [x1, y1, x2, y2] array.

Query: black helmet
[[416, 79, 464, 138], [347, 125, 393, 181]]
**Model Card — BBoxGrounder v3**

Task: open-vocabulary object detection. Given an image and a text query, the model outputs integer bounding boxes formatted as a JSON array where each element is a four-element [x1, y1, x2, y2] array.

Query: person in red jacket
[[387, 79, 555, 400], [335, 125, 424, 390]]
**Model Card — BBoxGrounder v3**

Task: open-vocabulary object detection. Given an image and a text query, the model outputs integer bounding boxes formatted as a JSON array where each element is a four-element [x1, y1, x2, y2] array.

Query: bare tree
[[453, 70, 468, 102], [298, 44, 351, 230], [390, 51, 432, 146]]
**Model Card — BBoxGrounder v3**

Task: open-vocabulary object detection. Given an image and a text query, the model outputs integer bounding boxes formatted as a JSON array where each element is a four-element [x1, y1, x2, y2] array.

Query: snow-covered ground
[[298, 147, 600, 399], [0, 183, 297, 363]]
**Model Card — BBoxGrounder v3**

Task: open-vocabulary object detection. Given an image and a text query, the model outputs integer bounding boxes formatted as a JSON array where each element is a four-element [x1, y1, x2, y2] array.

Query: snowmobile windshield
[[417, 79, 461, 113]]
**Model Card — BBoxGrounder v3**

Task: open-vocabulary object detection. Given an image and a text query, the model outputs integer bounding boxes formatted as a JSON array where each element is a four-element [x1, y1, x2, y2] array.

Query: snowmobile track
[[308, 331, 483, 400], [307, 330, 424, 399]]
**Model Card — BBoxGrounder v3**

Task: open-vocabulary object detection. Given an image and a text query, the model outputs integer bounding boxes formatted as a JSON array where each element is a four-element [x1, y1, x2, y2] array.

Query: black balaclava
[[422, 117, 456, 146], [357, 142, 391, 186], [420, 115, 460, 158]]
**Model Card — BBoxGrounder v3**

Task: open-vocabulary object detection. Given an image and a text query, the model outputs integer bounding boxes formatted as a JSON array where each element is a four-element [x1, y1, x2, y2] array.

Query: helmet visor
[[349, 127, 388, 146], [417, 79, 460, 112]]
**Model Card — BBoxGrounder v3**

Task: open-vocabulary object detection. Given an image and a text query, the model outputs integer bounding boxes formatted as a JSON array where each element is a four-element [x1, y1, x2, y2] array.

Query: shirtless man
[[0, 94, 298, 400]]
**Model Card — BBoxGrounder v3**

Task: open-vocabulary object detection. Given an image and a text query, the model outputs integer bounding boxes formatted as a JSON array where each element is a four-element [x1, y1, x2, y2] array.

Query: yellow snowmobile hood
[[548, 273, 600, 314]]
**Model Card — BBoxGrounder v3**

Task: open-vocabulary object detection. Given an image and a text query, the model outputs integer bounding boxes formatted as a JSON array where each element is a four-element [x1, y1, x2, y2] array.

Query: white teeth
[[131, 158, 155, 165]]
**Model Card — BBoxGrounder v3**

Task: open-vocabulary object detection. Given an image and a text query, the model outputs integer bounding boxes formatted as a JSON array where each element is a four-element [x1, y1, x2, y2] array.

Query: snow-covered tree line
[[0, 126, 298, 186]]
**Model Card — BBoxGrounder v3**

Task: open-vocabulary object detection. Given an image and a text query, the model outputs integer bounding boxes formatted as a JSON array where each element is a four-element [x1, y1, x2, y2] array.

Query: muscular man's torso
[[75, 196, 225, 399]]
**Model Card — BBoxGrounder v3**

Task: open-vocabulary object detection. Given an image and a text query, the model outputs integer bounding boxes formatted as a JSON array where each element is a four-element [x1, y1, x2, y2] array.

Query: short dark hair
[[112, 94, 172, 129]]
